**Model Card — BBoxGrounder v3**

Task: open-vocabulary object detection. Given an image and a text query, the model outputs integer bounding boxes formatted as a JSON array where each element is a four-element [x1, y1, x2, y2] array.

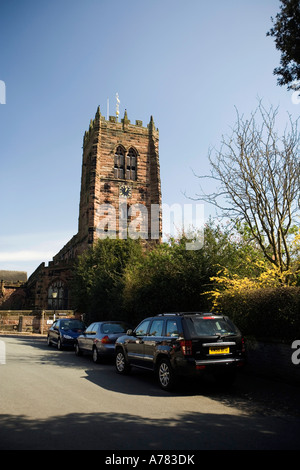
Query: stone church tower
[[26, 107, 162, 310], [77, 106, 162, 250]]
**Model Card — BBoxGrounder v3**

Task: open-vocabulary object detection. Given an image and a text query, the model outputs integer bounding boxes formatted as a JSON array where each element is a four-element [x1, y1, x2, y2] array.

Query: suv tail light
[[241, 337, 246, 353], [180, 340, 192, 356], [101, 335, 112, 344]]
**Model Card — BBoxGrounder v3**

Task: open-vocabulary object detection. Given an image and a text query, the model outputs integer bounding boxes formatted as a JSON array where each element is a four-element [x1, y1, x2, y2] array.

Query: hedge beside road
[[216, 286, 300, 343]]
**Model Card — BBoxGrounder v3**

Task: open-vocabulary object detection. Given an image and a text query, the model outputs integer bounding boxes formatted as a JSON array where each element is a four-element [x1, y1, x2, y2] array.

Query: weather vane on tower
[[116, 93, 120, 121]]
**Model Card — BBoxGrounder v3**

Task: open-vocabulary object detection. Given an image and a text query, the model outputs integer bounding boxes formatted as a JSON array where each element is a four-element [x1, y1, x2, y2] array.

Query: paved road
[[0, 334, 300, 450]]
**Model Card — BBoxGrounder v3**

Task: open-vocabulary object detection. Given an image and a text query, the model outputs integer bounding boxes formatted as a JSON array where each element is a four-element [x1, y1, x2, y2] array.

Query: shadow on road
[[0, 408, 300, 450]]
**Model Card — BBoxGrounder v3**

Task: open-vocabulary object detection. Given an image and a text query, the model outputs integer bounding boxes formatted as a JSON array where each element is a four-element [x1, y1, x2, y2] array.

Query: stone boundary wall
[[246, 340, 300, 385], [0, 310, 75, 334]]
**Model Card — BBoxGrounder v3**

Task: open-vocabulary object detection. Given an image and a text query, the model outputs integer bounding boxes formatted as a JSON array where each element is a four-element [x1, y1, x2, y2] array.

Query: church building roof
[[0, 270, 27, 282]]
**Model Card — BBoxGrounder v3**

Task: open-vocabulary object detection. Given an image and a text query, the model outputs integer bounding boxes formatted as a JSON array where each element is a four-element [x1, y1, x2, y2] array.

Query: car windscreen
[[101, 322, 128, 334], [60, 320, 85, 331], [184, 317, 239, 338]]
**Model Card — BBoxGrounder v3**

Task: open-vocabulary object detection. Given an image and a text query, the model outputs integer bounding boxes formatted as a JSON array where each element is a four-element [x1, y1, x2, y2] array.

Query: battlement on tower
[[83, 107, 159, 151]]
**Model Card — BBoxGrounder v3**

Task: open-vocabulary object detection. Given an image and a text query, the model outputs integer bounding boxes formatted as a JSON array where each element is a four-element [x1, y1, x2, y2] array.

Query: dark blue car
[[47, 318, 85, 350]]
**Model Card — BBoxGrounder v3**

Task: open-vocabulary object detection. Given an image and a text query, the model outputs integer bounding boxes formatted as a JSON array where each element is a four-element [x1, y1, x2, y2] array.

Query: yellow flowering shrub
[[207, 258, 299, 310]]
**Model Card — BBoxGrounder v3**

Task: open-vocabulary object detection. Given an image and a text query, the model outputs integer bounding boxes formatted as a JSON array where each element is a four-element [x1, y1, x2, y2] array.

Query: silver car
[[75, 321, 131, 363]]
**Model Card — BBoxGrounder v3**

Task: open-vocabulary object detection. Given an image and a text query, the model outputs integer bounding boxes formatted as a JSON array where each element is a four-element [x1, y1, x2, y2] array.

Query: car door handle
[[136, 339, 144, 344]]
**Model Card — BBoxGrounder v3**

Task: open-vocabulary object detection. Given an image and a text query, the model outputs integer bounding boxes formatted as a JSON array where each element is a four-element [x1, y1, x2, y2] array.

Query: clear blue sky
[[0, 0, 298, 276]]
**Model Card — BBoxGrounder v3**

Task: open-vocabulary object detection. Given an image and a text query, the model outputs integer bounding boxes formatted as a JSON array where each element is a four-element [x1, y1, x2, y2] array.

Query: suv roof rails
[[158, 312, 216, 317]]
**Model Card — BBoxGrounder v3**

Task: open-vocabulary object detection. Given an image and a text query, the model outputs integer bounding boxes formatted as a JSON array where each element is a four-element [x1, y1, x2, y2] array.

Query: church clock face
[[119, 183, 132, 198]]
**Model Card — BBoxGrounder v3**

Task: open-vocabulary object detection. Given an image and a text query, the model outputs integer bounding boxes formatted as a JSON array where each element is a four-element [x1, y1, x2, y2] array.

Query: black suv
[[115, 312, 246, 391]]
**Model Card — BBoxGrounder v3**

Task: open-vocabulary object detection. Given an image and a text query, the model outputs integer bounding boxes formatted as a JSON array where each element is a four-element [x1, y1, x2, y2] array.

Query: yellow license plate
[[209, 347, 230, 355]]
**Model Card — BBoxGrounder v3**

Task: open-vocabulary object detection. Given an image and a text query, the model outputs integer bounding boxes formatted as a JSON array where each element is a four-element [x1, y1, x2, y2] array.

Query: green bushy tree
[[71, 238, 143, 324]]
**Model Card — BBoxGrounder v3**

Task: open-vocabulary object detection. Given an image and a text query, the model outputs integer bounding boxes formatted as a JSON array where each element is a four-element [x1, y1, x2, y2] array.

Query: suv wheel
[[158, 358, 177, 391], [116, 350, 130, 375]]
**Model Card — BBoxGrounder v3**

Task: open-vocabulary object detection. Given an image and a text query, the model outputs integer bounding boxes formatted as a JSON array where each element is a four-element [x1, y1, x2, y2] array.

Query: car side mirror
[[126, 329, 135, 336]]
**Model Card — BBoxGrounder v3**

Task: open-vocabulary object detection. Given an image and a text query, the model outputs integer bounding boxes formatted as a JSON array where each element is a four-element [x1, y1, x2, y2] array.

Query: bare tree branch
[[192, 102, 300, 273]]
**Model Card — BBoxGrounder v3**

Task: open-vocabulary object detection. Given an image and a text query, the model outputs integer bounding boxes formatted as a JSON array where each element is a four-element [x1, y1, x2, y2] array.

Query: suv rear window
[[184, 316, 239, 338]]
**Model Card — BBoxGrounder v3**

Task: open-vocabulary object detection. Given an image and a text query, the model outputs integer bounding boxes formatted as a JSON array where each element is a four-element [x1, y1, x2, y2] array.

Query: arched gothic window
[[126, 148, 137, 181], [114, 146, 125, 179], [48, 281, 68, 310], [114, 146, 137, 181]]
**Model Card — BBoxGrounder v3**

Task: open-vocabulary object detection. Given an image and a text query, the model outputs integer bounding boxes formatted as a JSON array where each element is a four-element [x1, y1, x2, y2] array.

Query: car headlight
[[63, 334, 73, 340]]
